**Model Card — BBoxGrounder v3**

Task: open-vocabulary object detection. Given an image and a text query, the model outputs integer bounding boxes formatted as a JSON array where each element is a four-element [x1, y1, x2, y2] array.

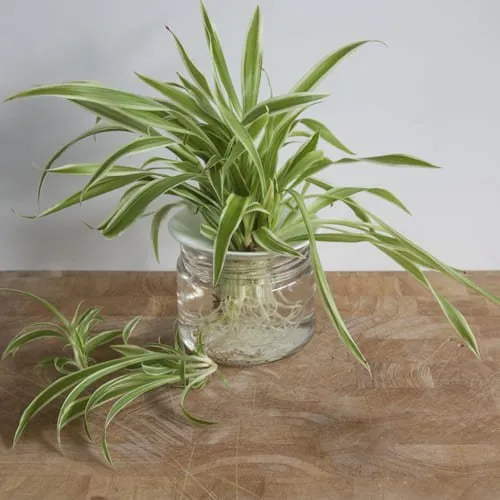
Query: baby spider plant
[[1, 290, 217, 465], [1, 288, 126, 373]]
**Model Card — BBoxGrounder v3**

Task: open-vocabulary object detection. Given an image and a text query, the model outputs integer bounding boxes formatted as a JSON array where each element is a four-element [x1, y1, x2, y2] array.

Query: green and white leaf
[[213, 194, 251, 284], [288, 190, 370, 371]]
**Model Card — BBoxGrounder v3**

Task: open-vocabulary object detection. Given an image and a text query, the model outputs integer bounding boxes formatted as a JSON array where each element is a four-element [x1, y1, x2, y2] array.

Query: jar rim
[[168, 206, 309, 258]]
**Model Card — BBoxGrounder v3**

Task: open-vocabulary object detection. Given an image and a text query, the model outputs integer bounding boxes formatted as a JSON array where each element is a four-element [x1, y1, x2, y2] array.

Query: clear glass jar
[[176, 244, 316, 366]]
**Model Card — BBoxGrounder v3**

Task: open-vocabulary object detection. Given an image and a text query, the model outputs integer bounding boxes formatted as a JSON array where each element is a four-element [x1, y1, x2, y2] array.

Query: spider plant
[[1, 290, 217, 464], [1, 288, 125, 372], [5, 3, 500, 370]]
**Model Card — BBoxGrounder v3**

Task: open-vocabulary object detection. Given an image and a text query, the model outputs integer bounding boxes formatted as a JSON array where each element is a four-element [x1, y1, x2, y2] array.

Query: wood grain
[[0, 271, 499, 499]]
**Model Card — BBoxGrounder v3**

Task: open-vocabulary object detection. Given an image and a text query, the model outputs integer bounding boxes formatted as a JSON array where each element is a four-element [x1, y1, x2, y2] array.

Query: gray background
[[1, 0, 499, 270]]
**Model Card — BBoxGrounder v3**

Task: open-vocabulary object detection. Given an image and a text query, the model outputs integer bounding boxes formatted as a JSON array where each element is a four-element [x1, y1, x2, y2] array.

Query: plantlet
[[5, 3, 500, 369], [1, 288, 125, 372], [1, 290, 217, 464]]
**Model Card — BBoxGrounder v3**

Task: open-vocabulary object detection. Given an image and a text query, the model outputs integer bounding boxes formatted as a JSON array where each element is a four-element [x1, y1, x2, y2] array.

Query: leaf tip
[[82, 220, 98, 231], [10, 207, 36, 220], [373, 39, 389, 49], [56, 429, 64, 451], [470, 341, 481, 359], [101, 433, 114, 467], [83, 418, 93, 442], [12, 424, 25, 448]]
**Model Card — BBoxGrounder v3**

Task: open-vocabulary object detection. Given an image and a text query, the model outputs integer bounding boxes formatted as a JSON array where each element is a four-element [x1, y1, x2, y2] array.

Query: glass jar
[[176, 244, 316, 366]]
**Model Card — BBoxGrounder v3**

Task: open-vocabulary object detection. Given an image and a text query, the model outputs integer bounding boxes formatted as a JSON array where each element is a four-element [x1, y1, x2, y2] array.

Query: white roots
[[187, 285, 307, 335], [179, 280, 313, 365]]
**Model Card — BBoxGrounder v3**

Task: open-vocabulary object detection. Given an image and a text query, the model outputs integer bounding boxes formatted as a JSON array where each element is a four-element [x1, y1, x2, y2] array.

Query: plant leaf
[[63, 374, 158, 434], [277, 132, 320, 187], [5, 82, 167, 111], [13, 353, 163, 445], [2, 329, 63, 359], [432, 291, 480, 357], [36, 125, 129, 204], [84, 137, 174, 193], [376, 245, 480, 357], [260, 109, 304, 177], [72, 101, 160, 136], [335, 154, 439, 168], [299, 118, 354, 155], [200, 223, 217, 241], [48, 164, 148, 176], [0, 288, 70, 328], [287, 190, 370, 371], [278, 216, 377, 240], [101, 377, 178, 464], [37, 356, 61, 368], [32, 175, 148, 219], [151, 202, 184, 262], [163, 107, 219, 154], [252, 226, 303, 257], [213, 194, 251, 285], [18, 321, 68, 337], [287, 231, 374, 244], [84, 372, 155, 422], [219, 106, 266, 197], [278, 150, 324, 190], [201, 2, 241, 113], [171, 184, 216, 209], [306, 185, 411, 215], [242, 93, 328, 126], [76, 100, 195, 138], [135, 73, 216, 127], [367, 212, 500, 306], [85, 330, 123, 355], [166, 26, 213, 96], [55, 354, 169, 445], [75, 306, 103, 347], [112, 344, 151, 357], [179, 373, 217, 425], [53, 357, 79, 375], [122, 316, 142, 344], [99, 174, 195, 238], [242, 6, 262, 113], [292, 40, 375, 92]]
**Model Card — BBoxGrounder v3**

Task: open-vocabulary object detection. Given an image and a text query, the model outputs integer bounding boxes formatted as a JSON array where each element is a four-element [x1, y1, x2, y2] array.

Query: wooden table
[[0, 271, 499, 499]]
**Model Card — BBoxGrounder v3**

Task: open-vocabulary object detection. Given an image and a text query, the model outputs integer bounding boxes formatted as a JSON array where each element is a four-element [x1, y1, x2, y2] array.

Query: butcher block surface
[[0, 271, 499, 499]]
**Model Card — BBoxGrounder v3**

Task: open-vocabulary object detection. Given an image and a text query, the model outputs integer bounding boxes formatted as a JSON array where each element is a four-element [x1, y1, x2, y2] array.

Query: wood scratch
[[235, 425, 241, 500], [180, 442, 196, 500], [218, 476, 260, 498], [191, 454, 331, 478], [255, 366, 280, 379], [0, 385, 23, 399], [171, 455, 217, 500], [421, 338, 452, 366], [250, 386, 256, 422]]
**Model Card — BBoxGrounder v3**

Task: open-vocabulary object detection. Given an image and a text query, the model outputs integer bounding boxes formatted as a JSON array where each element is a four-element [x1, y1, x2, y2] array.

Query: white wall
[[1, 0, 499, 271]]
